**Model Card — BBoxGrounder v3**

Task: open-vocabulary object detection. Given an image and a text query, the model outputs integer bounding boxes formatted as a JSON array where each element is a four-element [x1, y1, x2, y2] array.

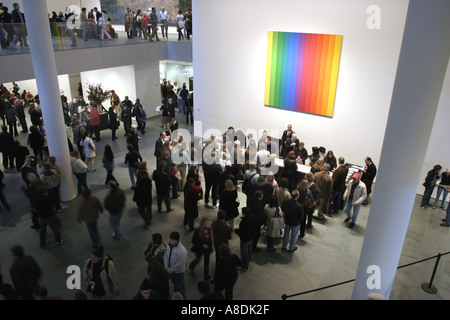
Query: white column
[[352, 0, 450, 299], [23, 0, 77, 201]]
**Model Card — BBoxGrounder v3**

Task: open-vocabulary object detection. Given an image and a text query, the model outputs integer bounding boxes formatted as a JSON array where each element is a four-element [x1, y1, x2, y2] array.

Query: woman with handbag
[[264, 196, 284, 252]]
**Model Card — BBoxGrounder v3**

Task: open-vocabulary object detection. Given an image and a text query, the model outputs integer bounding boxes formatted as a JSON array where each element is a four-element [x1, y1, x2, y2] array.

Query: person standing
[[176, 10, 184, 41], [343, 173, 367, 228], [5, 102, 18, 136], [189, 217, 214, 281], [314, 165, 332, 219], [203, 151, 222, 209], [9, 245, 41, 300], [164, 231, 187, 300], [183, 177, 200, 231], [78, 188, 104, 248], [40, 162, 62, 213], [331, 157, 348, 213], [234, 207, 255, 271], [88, 105, 101, 142], [153, 162, 174, 213], [441, 186, 450, 227], [80, 7, 89, 41], [14, 99, 27, 133], [104, 181, 126, 240], [421, 165, 442, 209], [212, 210, 231, 263], [107, 107, 119, 140], [213, 244, 241, 300], [0, 124, 14, 170], [124, 144, 142, 189], [433, 168, 450, 210], [264, 196, 284, 252], [149, 7, 160, 41], [34, 185, 64, 248], [219, 179, 240, 231], [158, 7, 169, 39], [70, 150, 88, 195], [81, 131, 96, 172], [102, 144, 118, 185], [361, 156, 377, 205], [133, 165, 153, 227], [83, 245, 120, 300], [281, 190, 304, 252], [120, 100, 132, 136]]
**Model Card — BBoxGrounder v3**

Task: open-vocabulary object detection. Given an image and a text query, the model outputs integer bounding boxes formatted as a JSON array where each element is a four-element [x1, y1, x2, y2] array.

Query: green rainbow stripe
[[265, 31, 343, 117]]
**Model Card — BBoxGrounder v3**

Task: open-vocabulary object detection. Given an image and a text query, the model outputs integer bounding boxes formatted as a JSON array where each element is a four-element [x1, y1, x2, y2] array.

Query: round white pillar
[[22, 0, 77, 201], [352, 0, 450, 299]]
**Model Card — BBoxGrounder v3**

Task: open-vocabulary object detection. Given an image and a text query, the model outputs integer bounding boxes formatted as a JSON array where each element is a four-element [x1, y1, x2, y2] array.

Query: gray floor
[[0, 115, 448, 301]]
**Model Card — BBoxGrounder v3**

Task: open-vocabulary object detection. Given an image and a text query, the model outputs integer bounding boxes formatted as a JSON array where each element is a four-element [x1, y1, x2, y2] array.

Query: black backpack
[[242, 172, 257, 195]]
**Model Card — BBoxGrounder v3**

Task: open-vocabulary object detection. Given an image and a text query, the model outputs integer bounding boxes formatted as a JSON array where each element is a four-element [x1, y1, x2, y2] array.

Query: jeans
[[39, 216, 61, 247], [282, 224, 300, 251], [10, 26, 28, 47], [67, 28, 76, 46], [109, 212, 123, 238], [160, 20, 168, 37], [344, 199, 362, 224], [128, 167, 137, 187], [421, 185, 435, 207], [331, 191, 343, 213], [170, 273, 186, 300], [240, 240, 252, 269], [74, 172, 88, 194], [178, 98, 185, 114], [445, 203, 450, 224], [433, 186, 448, 208], [81, 23, 88, 40], [86, 222, 101, 248], [189, 250, 211, 279]]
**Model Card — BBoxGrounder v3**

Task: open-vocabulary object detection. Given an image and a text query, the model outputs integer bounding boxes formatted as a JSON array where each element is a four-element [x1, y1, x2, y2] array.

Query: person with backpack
[[40, 162, 61, 213], [83, 245, 120, 300]]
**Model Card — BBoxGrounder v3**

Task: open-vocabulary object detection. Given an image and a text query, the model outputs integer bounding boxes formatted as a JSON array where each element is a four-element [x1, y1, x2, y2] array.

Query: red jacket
[[88, 106, 100, 126]]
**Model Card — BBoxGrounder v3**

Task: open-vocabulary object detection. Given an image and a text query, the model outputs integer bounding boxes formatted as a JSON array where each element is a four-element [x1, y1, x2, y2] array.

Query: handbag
[[178, 20, 184, 29], [270, 207, 285, 230]]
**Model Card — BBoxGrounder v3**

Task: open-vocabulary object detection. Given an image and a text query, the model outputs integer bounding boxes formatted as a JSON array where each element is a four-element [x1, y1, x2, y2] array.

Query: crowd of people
[[1, 77, 448, 300], [0, 3, 193, 51]]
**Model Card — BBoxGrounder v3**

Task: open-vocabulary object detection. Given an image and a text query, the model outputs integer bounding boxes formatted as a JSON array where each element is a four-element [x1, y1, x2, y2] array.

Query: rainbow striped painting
[[264, 32, 343, 117]]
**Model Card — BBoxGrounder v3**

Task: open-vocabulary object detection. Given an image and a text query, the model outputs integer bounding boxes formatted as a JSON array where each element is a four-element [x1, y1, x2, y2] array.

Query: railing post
[[421, 253, 441, 294]]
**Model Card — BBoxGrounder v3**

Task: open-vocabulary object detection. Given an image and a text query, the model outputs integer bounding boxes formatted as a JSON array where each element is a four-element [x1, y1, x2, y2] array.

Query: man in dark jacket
[[281, 190, 304, 252], [234, 207, 257, 271], [361, 156, 377, 205], [0, 124, 14, 169], [9, 2, 28, 49], [203, 150, 222, 209], [152, 163, 173, 213], [247, 190, 265, 252], [9, 245, 42, 300], [331, 157, 349, 213], [34, 185, 63, 248], [104, 181, 126, 239]]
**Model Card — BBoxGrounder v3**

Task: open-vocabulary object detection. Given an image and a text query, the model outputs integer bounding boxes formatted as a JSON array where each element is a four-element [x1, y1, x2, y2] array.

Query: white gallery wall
[[193, 0, 450, 195], [3, 74, 73, 102], [80, 65, 136, 111]]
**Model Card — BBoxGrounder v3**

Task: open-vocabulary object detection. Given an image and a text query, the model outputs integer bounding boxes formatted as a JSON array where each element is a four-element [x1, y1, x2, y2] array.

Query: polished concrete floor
[[0, 116, 448, 301]]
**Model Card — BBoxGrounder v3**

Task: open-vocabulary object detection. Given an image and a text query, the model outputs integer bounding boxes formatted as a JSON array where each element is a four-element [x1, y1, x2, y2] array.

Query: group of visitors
[[159, 78, 193, 127]]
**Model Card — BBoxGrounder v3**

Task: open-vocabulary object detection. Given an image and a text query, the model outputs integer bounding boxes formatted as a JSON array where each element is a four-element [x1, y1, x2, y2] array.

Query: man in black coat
[[281, 190, 304, 252], [9, 3, 28, 49], [361, 156, 377, 204], [280, 124, 294, 158], [152, 163, 173, 213], [247, 190, 265, 252], [203, 150, 222, 209], [0, 124, 14, 169], [331, 157, 349, 213], [9, 245, 42, 300]]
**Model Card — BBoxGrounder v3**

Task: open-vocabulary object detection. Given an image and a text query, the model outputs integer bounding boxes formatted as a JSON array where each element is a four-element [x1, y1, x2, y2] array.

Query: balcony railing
[[0, 21, 191, 56]]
